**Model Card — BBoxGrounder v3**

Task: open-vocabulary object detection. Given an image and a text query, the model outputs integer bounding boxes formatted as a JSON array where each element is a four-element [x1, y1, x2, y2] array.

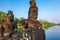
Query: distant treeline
[[39, 20, 55, 29], [0, 11, 56, 30]]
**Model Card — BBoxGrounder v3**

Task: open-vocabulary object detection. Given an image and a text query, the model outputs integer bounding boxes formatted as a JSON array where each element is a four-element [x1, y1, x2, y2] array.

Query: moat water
[[45, 25, 60, 40]]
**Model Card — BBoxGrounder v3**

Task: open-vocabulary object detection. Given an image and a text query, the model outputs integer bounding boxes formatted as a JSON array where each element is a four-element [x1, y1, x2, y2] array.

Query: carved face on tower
[[6, 10, 14, 22]]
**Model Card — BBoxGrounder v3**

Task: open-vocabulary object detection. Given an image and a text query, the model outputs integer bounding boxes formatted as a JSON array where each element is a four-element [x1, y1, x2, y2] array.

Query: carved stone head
[[6, 10, 14, 22], [28, 0, 38, 19], [30, 0, 36, 6]]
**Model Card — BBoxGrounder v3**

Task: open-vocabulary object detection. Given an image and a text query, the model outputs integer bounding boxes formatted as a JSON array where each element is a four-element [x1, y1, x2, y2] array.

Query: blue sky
[[0, 0, 60, 23]]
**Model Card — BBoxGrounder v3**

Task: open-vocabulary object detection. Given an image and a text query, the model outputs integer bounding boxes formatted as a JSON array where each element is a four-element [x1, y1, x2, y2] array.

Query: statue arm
[[0, 23, 3, 37]]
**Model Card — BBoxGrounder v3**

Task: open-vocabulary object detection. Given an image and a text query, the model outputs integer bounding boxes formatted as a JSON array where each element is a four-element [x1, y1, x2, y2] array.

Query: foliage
[[39, 19, 55, 29], [14, 17, 25, 24], [17, 23, 23, 31], [14, 17, 25, 31], [14, 17, 19, 24], [0, 11, 6, 22]]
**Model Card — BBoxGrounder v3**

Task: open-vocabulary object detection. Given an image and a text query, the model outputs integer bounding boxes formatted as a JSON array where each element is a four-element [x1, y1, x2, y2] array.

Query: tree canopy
[[0, 11, 7, 22]]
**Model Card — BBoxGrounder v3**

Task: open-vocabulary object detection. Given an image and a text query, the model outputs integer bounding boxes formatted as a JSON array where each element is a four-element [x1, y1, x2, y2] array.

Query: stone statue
[[28, 0, 42, 30], [0, 10, 17, 39], [3, 10, 17, 37], [21, 0, 45, 40], [28, 0, 45, 40], [0, 0, 45, 40], [28, 0, 38, 19], [21, 0, 42, 30]]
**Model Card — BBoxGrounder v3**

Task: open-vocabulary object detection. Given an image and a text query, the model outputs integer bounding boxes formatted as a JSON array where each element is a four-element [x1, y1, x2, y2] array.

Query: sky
[[0, 0, 60, 23]]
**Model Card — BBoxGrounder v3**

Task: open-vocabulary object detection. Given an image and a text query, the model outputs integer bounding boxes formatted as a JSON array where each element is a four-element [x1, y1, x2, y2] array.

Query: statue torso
[[28, 18, 42, 30], [2, 21, 16, 32]]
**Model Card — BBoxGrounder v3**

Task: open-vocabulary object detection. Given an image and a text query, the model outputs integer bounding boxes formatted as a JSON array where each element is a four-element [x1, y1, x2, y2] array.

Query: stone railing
[[0, 29, 45, 40]]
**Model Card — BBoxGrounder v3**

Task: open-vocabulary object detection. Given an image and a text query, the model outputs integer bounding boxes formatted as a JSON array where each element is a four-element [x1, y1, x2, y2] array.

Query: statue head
[[30, 0, 36, 6], [29, 9, 38, 19], [28, 0, 38, 19], [6, 10, 14, 22]]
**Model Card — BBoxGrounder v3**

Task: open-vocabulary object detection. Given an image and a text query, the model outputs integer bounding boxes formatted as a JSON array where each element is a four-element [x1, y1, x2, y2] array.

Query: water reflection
[[45, 25, 60, 40]]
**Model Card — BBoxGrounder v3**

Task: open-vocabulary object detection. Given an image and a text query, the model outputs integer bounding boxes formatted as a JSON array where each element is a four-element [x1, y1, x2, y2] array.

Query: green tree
[[19, 17, 25, 21], [0, 11, 6, 22], [14, 17, 25, 24], [39, 19, 55, 29], [14, 17, 19, 24]]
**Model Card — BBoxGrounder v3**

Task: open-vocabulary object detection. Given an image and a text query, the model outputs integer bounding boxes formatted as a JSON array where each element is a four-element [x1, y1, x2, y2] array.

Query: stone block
[[2, 29, 45, 40]]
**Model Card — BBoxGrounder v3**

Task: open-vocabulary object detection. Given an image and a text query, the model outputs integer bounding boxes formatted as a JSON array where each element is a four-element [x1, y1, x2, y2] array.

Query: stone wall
[[1, 29, 45, 40]]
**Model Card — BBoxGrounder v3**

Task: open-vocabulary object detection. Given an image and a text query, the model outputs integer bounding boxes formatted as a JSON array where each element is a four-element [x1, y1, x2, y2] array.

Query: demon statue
[[21, 0, 45, 40], [28, 0, 42, 30], [21, 0, 42, 30], [0, 10, 17, 40]]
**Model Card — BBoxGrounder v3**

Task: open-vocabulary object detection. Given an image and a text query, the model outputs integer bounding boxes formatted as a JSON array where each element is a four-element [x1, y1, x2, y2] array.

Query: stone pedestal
[[12, 29, 45, 40], [22, 29, 45, 40]]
